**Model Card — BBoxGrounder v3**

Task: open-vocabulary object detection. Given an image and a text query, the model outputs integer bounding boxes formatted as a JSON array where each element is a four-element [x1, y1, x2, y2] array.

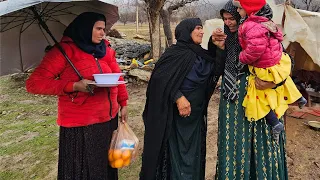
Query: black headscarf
[[175, 18, 216, 62], [255, 4, 273, 20], [63, 12, 107, 58], [140, 18, 218, 180], [214, 0, 244, 101]]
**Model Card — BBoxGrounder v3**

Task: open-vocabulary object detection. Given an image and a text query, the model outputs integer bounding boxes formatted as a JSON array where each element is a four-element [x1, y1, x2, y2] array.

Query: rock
[[10, 73, 29, 82], [16, 113, 26, 120], [128, 69, 151, 82], [106, 37, 151, 60], [287, 156, 294, 166], [141, 65, 153, 71], [116, 58, 126, 63], [119, 32, 127, 38], [106, 29, 122, 38], [119, 65, 131, 71], [27, 68, 35, 73], [129, 63, 139, 69], [133, 34, 149, 41], [144, 53, 151, 60], [42, 108, 50, 116]]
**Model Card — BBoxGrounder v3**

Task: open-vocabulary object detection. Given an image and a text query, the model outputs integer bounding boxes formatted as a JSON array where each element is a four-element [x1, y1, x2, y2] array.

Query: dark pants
[[265, 110, 279, 127], [168, 86, 207, 180], [58, 116, 118, 180]]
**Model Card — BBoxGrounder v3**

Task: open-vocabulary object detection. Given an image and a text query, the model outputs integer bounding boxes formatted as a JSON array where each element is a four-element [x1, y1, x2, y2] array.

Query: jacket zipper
[[95, 57, 113, 118]]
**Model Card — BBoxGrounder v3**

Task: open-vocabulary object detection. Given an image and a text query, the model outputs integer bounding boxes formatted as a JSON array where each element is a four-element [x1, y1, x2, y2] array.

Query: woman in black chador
[[140, 18, 224, 180]]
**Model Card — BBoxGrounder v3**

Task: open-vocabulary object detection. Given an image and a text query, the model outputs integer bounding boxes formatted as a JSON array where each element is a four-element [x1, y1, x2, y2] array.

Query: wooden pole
[[136, 0, 139, 33]]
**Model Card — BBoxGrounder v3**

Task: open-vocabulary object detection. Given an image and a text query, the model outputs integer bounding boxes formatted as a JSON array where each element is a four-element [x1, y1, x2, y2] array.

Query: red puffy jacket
[[26, 37, 128, 127], [238, 15, 283, 68]]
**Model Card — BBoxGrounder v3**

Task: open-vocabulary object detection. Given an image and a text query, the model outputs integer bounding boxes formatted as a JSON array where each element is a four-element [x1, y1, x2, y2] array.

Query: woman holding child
[[209, 0, 289, 179]]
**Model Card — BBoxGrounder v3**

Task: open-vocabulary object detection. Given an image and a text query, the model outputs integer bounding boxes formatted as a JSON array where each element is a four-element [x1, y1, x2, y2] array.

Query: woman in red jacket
[[26, 12, 128, 179]]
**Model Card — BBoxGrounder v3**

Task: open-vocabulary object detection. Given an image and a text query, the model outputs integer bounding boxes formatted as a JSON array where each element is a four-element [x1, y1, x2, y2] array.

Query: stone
[[128, 69, 151, 82], [106, 37, 151, 60]]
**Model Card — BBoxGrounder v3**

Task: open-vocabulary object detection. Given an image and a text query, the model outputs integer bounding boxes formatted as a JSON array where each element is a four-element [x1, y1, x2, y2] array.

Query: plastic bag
[[108, 122, 139, 169]]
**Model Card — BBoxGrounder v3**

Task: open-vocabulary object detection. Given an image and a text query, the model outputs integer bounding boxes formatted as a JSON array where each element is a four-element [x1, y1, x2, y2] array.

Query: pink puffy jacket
[[238, 15, 283, 68]]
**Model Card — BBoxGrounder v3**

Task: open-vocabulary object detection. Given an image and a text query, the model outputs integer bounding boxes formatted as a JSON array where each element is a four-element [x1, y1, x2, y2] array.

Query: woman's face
[[222, 12, 238, 33], [237, 7, 247, 18], [92, 21, 106, 44], [191, 25, 204, 44]]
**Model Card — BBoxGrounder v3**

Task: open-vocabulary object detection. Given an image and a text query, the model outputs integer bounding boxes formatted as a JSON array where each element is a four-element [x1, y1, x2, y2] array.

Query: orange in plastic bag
[[108, 122, 139, 169]]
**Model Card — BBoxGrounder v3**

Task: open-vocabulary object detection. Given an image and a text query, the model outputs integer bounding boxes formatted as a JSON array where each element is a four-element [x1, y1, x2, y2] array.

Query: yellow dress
[[243, 53, 302, 121]]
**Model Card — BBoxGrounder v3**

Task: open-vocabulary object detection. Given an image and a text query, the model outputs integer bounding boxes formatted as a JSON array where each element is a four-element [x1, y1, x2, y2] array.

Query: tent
[[268, 0, 320, 73]]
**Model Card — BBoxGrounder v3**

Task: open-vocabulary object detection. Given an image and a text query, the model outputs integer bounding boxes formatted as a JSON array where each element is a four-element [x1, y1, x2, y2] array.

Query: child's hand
[[255, 77, 276, 90]]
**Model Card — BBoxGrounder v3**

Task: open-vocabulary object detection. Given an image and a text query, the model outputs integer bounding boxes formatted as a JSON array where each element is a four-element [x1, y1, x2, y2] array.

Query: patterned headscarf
[[220, 0, 244, 101]]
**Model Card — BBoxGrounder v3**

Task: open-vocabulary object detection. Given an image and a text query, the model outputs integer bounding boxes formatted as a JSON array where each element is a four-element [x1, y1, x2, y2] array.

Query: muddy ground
[[0, 78, 319, 180], [126, 83, 320, 180]]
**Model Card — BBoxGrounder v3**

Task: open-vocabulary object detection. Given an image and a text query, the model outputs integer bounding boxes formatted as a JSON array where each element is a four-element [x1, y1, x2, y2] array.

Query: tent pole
[[29, 6, 94, 95], [19, 21, 24, 72]]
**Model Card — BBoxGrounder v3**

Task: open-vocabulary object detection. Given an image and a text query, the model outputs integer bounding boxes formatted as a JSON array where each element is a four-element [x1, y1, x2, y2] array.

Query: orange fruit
[[123, 158, 131, 167], [113, 149, 122, 160], [121, 150, 132, 161], [110, 161, 116, 168], [114, 159, 124, 168], [108, 151, 114, 162]]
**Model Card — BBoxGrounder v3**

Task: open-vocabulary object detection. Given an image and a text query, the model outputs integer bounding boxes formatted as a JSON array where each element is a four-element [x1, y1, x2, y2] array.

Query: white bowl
[[93, 73, 125, 84]]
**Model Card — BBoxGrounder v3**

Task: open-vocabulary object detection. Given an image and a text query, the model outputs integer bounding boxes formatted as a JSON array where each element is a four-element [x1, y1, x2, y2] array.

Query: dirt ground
[[1, 75, 319, 179], [126, 83, 320, 180]]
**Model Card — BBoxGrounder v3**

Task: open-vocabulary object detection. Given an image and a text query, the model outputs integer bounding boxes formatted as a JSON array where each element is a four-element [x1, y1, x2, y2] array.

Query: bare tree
[[180, 4, 198, 18], [117, 0, 136, 25], [144, 0, 166, 60], [197, 1, 223, 20], [160, 0, 199, 47], [291, 0, 320, 12], [119, 12, 130, 25], [138, 2, 148, 26], [170, 12, 180, 24]]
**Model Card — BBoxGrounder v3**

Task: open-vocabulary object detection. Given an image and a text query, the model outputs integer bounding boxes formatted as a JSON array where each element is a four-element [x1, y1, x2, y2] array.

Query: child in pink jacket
[[233, 0, 307, 141]]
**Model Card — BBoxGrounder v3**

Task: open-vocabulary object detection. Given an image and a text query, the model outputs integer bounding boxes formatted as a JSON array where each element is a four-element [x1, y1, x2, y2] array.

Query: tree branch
[[167, 0, 199, 14]]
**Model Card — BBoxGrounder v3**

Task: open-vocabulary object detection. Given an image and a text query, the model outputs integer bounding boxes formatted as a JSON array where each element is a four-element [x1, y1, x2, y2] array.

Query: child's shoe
[[272, 122, 284, 142], [298, 96, 307, 109]]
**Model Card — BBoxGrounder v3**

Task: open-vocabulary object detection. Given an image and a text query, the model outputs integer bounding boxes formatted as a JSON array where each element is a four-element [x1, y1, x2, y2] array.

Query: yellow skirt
[[243, 53, 302, 121]]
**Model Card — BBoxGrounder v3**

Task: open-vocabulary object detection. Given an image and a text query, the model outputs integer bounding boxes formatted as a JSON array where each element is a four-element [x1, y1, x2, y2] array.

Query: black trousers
[[58, 116, 118, 180]]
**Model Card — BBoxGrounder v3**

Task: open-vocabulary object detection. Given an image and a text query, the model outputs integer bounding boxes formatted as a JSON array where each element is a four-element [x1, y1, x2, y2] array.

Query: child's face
[[237, 7, 247, 18]]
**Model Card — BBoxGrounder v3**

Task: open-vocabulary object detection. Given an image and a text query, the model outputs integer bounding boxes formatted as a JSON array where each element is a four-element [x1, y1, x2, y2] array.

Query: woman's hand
[[176, 96, 191, 117], [255, 77, 276, 90], [73, 79, 95, 92], [120, 106, 128, 123], [212, 28, 227, 50]]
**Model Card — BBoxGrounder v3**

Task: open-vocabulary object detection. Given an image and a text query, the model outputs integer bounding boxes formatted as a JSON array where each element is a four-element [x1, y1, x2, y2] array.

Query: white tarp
[[267, 0, 320, 66], [201, 19, 224, 50], [287, 7, 320, 67]]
